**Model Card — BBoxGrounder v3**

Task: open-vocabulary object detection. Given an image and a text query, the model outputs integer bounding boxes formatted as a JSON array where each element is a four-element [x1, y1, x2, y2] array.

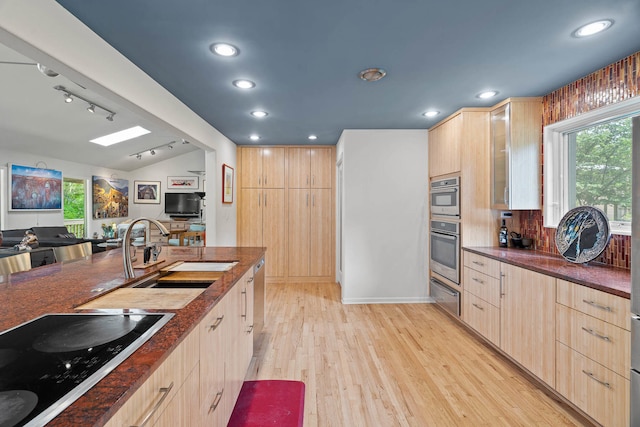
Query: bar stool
[[0, 252, 32, 276], [52, 242, 92, 263]]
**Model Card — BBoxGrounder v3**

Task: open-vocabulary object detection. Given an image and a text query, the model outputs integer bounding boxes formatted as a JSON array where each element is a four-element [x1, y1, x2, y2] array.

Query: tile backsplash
[[519, 50, 639, 269]]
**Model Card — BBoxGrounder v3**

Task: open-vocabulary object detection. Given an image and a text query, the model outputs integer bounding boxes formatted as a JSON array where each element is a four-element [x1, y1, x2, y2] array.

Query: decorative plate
[[555, 206, 611, 264]]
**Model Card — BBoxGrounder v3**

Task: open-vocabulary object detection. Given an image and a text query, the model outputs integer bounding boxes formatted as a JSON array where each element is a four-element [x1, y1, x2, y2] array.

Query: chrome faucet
[[123, 218, 170, 279]]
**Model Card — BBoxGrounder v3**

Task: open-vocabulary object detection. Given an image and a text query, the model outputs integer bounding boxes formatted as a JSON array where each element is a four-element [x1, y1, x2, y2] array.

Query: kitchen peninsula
[[0, 245, 265, 426]]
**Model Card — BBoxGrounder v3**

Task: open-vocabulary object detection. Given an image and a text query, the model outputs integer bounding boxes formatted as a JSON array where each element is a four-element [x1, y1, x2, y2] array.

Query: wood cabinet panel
[[288, 147, 310, 188], [310, 189, 333, 277], [237, 189, 262, 247], [556, 304, 630, 379], [239, 147, 285, 188], [500, 263, 556, 387], [463, 251, 501, 279], [200, 300, 226, 426], [556, 342, 630, 427], [463, 291, 500, 346], [156, 362, 201, 427], [557, 279, 630, 330], [310, 147, 333, 188], [288, 189, 310, 277], [463, 266, 500, 307], [429, 113, 461, 177], [262, 147, 285, 188]]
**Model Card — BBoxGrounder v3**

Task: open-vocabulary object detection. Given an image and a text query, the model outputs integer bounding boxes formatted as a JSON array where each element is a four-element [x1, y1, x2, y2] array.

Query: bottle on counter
[[499, 219, 508, 247]]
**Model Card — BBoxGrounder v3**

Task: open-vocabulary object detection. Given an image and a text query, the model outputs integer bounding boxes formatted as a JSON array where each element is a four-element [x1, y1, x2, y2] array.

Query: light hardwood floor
[[249, 282, 593, 427]]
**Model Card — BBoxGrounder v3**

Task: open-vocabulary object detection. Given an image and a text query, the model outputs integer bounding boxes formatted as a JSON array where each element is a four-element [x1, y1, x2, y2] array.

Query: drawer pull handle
[[209, 389, 224, 413], [130, 382, 174, 427], [209, 315, 224, 331], [581, 370, 611, 389], [582, 299, 612, 312], [472, 261, 484, 266], [247, 324, 254, 333], [472, 303, 484, 311], [581, 327, 611, 342], [472, 277, 485, 284]]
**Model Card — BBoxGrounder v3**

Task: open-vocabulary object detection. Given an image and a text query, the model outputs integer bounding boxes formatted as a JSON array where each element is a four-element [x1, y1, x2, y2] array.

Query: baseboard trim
[[341, 296, 434, 304]]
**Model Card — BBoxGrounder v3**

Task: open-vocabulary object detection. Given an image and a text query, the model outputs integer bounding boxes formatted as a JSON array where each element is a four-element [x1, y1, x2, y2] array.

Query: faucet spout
[[123, 218, 170, 279]]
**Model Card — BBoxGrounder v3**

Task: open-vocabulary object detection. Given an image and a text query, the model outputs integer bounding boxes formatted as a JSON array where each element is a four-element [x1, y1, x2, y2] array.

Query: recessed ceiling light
[[477, 90, 498, 99], [251, 111, 268, 118], [233, 79, 255, 89], [249, 134, 260, 141], [573, 20, 613, 38], [308, 135, 318, 141], [359, 68, 387, 82], [423, 111, 440, 118], [210, 43, 239, 57], [90, 126, 151, 146]]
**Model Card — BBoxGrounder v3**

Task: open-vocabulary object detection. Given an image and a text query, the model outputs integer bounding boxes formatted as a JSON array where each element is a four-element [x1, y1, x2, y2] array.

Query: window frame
[[543, 96, 640, 236]]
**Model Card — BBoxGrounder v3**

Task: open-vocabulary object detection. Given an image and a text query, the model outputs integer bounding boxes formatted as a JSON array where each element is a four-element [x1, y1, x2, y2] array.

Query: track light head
[[150, 149, 156, 155], [63, 93, 73, 103], [136, 153, 142, 160], [168, 144, 174, 150], [87, 104, 95, 113], [106, 113, 115, 122], [182, 139, 189, 144]]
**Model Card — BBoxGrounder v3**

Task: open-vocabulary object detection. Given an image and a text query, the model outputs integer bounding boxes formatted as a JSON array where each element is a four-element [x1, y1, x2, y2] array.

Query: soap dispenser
[[499, 219, 508, 247]]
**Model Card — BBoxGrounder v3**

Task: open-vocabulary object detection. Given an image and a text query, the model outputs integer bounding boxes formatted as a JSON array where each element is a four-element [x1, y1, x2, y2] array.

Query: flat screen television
[[164, 192, 200, 217]]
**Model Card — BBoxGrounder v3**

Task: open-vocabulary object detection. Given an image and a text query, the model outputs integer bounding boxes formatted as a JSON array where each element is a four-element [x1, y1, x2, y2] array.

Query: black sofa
[[1, 227, 105, 253]]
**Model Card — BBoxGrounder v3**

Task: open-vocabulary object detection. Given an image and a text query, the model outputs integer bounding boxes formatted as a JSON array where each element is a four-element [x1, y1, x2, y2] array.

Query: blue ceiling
[[55, 0, 640, 145]]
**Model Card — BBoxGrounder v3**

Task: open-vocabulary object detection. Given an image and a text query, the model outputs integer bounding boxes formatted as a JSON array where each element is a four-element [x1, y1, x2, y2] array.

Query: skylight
[[90, 126, 150, 146]]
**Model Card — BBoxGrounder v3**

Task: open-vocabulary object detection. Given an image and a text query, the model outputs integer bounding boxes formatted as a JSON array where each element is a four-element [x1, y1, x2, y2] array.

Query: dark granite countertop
[[464, 247, 630, 299], [0, 245, 266, 426]]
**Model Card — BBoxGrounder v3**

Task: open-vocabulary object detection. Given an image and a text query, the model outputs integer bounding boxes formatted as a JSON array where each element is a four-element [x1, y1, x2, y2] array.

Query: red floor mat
[[227, 380, 305, 427]]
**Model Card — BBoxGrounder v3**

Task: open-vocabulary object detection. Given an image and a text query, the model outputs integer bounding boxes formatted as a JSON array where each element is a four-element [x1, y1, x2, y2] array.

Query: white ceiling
[[0, 43, 200, 172]]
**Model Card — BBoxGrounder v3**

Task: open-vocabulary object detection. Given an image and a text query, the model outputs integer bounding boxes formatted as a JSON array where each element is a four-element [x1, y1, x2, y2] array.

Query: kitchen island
[[0, 245, 265, 426]]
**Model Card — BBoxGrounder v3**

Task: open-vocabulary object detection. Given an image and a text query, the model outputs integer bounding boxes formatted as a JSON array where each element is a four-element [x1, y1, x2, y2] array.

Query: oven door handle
[[430, 280, 458, 296], [431, 187, 458, 194], [431, 232, 457, 240]]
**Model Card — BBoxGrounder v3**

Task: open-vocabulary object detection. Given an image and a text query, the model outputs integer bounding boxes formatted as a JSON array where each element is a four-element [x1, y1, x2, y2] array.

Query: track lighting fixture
[[129, 141, 178, 160], [54, 85, 116, 121]]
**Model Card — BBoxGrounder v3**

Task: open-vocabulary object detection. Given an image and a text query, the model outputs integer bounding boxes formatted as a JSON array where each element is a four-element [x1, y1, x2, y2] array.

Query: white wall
[[337, 130, 430, 303], [0, 0, 237, 245]]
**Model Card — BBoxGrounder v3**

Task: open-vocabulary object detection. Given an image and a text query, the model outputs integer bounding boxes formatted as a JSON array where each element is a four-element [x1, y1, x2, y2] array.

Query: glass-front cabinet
[[490, 98, 542, 210]]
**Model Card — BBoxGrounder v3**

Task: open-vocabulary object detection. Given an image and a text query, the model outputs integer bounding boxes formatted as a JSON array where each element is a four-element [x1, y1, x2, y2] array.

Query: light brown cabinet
[[238, 145, 335, 283], [428, 113, 462, 177], [555, 279, 630, 427], [238, 189, 285, 278], [239, 147, 285, 189], [288, 147, 332, 189], [462, 252, 501, 346], [500, 262, 556, 387], [490, 98, 542, 210], [288, 189, 333, 278]]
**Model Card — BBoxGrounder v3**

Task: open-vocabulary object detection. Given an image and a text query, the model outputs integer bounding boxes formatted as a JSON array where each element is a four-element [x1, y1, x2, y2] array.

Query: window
[[544, 98, 640, 235]]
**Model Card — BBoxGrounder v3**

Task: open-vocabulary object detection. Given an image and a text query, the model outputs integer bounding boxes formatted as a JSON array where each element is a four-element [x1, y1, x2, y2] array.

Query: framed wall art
[[167, 176, 199, 189], [92, 176, 129, 219], [134, 180, 161, 204], [222, 164, 234, 204], [9, 164, 62, 210]]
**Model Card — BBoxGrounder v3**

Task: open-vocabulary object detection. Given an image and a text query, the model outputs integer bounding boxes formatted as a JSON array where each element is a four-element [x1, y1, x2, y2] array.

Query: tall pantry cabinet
[[237, 146, 335, 283], [237, 147, 286, 278]]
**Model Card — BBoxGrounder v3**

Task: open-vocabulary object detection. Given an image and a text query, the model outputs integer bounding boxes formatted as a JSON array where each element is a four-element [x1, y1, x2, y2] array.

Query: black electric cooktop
[[0, 312, 173, 427]]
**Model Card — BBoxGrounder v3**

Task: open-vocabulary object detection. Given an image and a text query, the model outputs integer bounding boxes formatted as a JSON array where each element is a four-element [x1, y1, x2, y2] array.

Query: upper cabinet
[[490, 98, 542, 210], [428, 113, 462, 177], [288, 147, 333, 189], [238, 147, 285, 189]]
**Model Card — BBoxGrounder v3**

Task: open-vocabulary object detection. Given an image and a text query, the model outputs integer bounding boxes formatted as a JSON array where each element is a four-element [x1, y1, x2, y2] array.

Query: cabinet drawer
[[557, 279, 630, 330], [556, 304, 630, 379], [556, 342, 630, 427], [463, 291, 500, 346], [463, 266, 501, 307], [463, 251, 501, 279]]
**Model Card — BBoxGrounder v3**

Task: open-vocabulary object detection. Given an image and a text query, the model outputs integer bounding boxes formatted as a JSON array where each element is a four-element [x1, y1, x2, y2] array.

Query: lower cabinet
[[462, 250, 631, 427], [107, 263, 258, 427]]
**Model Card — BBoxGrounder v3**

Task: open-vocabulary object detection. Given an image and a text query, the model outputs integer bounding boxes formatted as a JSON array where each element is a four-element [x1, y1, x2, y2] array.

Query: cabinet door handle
[[472, 261, 484, 266], [247, 324, 254, 334], [209, 315, 224, 331], [504, 186, 508, 205], [582, 299, 612, 312], [581, 327, 611, 342], [264, 193, 267, 207], [472, 277, 484, 284], [258, 193, 261, 207], [264, 175, 267, 186], [130, 382, 174, 427], [312, 175, 315, 186], [248, 277, 254, 283], [499, 272, 505, 297], [242, 290, 247, 319], [581, 370, 611, 388], [209, 389, 224, 413], [472, 303, 484, 311]]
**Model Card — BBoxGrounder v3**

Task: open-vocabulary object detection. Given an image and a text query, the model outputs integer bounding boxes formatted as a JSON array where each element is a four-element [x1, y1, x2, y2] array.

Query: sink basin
[[151, 282, 212, 289]]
